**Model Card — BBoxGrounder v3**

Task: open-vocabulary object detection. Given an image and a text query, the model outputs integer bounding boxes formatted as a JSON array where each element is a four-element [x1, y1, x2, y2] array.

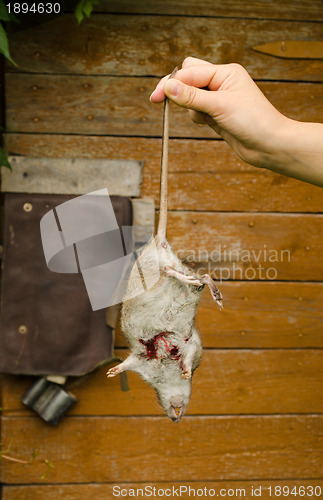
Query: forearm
[[151, 58, 323, 188], [260, 119, 323, 187]]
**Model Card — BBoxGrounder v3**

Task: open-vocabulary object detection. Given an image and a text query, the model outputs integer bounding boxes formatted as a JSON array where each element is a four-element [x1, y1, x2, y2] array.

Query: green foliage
[[0, 22, 15, 65], [0, 0, 19, 22], [75, 0, 100, 24], [40, 459, 54, 480], [0, 1, 10, 21], [0, 0, 101, 169], [0, 443, 54, 479], [0, 0, 18, 65], [0, 147, 12, 170]]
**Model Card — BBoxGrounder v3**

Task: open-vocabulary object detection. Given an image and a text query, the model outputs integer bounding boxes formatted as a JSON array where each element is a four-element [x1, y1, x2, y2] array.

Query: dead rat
[[107, 69, 222, 422]]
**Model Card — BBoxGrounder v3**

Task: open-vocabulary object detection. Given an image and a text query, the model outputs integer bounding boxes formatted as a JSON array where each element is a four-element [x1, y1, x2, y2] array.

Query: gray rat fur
[[107, 75, 222, 422]]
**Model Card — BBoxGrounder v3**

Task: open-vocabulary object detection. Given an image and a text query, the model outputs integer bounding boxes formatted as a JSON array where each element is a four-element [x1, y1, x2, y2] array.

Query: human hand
[[150, 56, 289, 170]]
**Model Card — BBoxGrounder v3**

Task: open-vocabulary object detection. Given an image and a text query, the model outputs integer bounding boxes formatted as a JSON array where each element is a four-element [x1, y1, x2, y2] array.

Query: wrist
[[232, 113, 292, 174], [262, 118, 323, 186], [258, 117, 297, 174]]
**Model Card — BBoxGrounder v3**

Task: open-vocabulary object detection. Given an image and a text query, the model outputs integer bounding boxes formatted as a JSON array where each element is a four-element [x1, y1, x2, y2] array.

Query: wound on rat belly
[[139, 332, 181, 360]]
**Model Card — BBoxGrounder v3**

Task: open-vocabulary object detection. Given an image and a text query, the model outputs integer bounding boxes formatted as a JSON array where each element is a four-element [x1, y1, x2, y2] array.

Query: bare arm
[[150, 57, 323, 187]]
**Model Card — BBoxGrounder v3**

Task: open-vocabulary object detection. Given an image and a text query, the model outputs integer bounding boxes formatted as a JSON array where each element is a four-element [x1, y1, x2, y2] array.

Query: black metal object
[[21, 377, 77, 425]]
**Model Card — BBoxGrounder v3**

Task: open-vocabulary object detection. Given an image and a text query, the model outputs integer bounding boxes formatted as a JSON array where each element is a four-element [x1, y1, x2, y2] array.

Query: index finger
[[182, 56, 213, 68], [150, 57, 212, 103], [150, 63, 234, 103]]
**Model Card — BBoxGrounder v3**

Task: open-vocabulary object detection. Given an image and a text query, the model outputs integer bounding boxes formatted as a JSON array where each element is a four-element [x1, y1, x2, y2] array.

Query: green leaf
[[75, 0, 100, 23], [75, 0, 85, 24], [0, 147, 12, 170], [0, 1, 10, 21], [0, 22, 16, 65], [0, 2, 19, 22], [40, 459, 54, 480], [8, 11, 20, 23], [83, 0, 94, 19]]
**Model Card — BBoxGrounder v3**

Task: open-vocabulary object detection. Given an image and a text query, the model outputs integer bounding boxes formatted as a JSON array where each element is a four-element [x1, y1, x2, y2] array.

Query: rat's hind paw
[[165, 266, 202, 286], [106, 365, 121, 378], [165, 267, 223, 308], [181, 365, 192, 379], [201, 274, 223, 309]]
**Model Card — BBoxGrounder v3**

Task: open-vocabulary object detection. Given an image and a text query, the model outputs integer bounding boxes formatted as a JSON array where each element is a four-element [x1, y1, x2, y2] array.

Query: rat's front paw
[[106, 365, 121, 378]]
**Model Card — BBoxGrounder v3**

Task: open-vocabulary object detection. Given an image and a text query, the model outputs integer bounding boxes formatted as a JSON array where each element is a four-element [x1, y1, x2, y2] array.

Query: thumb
[[164, 78, 214, 115]]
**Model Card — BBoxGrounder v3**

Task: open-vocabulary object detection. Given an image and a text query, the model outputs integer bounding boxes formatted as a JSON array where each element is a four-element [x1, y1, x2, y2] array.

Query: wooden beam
[[166, 211, 323, 281], [114, 281, 323, 348], [1, 156, 143, 195], [5, 134, 323, 213], [1, 349, 323, 416], [1, 415, 322, 483], [5, 76, 323, 136], [3, 481, 323, 500], [93, 0, 323, 21], [6, 15, 323, 80]]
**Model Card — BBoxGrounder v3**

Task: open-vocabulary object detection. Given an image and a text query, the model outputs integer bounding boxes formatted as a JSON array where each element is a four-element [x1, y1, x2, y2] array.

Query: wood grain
[[1, 415, 322, 483], [196, 282, 323, 348], [5, 75, 323, 136], [4, 134, 323, 213], [7, 15, 323, 80], [3, 481, 323, 500], [131, 197, 155, 243], [1, 156, 143, 195], [94, 0, 323, 21], [166, 212, 323, 281], [114, 282, 323, 348], [1, 348, 323, 416]]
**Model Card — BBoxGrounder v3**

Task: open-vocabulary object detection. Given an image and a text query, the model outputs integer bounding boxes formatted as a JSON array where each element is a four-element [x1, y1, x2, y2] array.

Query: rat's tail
[[157, 67, 178, 242], [157, 95, 170, 241]]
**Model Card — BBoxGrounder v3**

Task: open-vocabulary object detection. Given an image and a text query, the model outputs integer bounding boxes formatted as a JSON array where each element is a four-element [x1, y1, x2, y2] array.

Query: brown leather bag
[[0, 193, 132, 376]]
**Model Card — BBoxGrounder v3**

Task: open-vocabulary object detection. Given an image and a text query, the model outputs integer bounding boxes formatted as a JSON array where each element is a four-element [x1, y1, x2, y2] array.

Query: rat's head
[[156, 379, 191, 423]]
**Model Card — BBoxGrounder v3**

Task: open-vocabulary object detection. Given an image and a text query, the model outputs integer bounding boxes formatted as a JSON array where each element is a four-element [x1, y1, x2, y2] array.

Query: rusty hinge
[[252, 40, 323, 59]]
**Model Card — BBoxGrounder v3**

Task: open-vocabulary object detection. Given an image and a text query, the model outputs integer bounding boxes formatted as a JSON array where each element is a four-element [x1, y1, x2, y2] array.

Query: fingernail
[[149, 89, 157, 101], [165, 79, 182, 97]]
